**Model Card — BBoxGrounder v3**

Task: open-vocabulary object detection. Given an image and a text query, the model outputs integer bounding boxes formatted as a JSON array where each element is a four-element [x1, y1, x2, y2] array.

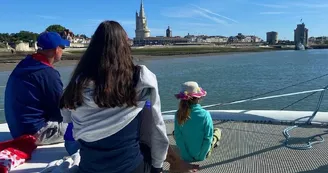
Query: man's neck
[[48, 57, 55, 65], [32, 53, 55, 67]]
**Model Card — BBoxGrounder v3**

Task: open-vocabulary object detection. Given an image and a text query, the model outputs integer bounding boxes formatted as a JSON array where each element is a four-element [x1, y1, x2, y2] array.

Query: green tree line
[[0, 24, 89, 44], [0, 31, 39, 43]]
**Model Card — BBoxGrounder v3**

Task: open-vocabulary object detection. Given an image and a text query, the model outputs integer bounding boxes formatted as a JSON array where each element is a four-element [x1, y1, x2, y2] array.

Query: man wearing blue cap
[[4, 32, 70, 145]]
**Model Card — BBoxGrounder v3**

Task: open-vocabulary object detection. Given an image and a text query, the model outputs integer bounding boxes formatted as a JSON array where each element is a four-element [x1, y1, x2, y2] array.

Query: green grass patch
[[66, 46, 293, 57]]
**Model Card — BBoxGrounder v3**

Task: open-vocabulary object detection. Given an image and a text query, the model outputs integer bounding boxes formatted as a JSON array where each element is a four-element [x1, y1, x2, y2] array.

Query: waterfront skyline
[[0, 0, 327, 40]]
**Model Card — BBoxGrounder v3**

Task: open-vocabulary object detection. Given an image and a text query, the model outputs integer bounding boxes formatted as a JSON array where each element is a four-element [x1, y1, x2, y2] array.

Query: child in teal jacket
[[174, 81, 221, 162]]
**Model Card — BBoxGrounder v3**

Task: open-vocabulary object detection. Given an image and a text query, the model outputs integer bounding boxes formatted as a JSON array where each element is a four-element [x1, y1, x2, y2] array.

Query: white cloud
[[161, 5, 236, 26], [259, 12, 287, 15], [190, 4, 238, 23], [292, 3, 328, 8], [181, 22, 217, 27], [193, 10, 228, 25], [253, 3, 288, 8], [302, 11, 322, 14], [160, 7, 197, 18]]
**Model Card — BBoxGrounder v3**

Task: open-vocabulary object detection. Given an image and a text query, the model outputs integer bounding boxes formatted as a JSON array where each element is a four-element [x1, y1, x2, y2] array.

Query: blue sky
[[0, 0, 327, 40]]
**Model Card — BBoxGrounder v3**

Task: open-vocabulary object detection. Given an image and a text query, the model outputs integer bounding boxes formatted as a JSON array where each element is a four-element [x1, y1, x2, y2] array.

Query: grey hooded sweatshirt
[[61, 65, 169, 169]]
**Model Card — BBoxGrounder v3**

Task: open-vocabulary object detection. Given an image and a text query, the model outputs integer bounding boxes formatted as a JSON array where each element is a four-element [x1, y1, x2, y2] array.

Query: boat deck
[[6, 120, 328, 173], [163, 120, 328, 173]]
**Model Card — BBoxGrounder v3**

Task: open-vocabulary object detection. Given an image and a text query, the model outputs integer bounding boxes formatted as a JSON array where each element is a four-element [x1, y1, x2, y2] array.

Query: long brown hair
[[177, 98, 199, 125], [60, 20, 138, 109]]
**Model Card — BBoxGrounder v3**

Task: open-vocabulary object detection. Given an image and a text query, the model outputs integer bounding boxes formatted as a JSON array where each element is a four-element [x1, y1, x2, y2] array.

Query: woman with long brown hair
[[174, 81, 222, 162], [59, 21, 198, 173]]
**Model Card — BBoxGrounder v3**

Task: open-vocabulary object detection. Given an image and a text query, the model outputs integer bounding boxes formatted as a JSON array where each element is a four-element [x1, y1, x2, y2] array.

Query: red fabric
[[0, 165, 8, 173], [0, 148, 25, 172], [32, 53, 53, 67], [0, 135, 37, 172], [0, 135, 37, 160]]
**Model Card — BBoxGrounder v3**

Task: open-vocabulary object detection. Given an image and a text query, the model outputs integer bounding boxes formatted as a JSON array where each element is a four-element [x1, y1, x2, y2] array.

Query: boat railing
[[163, 80, 328, 150], [161, 88, 327, 114], [0, 87, 326, 115], [1, 73, 328, 150]]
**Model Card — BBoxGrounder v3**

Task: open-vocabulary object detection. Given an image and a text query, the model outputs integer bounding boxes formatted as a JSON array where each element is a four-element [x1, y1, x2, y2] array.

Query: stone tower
[[266, 31, 278, 45], [135, 0, 150, 39], [166, 26, 172, 37], [294, 23, 308, 46]]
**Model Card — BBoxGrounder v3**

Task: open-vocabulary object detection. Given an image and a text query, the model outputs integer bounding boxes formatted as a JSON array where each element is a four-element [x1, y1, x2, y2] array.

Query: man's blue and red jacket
[[4, 54, 63, 138]]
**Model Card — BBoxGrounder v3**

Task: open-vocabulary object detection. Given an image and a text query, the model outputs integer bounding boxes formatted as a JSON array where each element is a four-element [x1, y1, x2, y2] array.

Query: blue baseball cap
[[37, 32, 70, 50]]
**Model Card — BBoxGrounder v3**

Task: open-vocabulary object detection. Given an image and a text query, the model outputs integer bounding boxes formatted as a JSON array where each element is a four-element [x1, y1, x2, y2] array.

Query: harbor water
[[1, 49, 328, 123]]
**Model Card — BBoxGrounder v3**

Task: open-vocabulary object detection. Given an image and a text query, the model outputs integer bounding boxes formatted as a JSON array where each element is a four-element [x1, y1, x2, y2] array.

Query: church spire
[[135, 0, 150, 40], [139, 0, 145, 17]]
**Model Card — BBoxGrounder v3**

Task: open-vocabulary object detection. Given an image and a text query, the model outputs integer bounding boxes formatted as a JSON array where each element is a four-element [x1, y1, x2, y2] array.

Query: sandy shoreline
[[0, 60, 80, 72], [0, 45, 296, 72], [0, 51, 255, 72]]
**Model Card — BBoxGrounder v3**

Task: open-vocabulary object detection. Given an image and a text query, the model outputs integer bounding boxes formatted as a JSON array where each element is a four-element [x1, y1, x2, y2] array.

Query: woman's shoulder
[[192, 107, 211, 118], [138, 65, 154, 76], [202, 108, 211, 116], [137, 65, 157, 85]]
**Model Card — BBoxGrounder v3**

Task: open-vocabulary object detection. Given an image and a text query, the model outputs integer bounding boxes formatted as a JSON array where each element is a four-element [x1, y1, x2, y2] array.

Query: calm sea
[[1, 49, 328, 123]]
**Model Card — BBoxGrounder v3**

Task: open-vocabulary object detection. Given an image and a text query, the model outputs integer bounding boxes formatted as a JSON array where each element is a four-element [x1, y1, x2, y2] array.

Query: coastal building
[[135, 0, 150, 40], [228, 33, 262, 43], [251, 36, 262, 43], [184, 34, 264, 44], [195, 36, 228, 43], [133, 36, 188, 46], [184, 33, 197, 42], [309, 36, 328, 44], [277, 40, 294, 45], [60, 30, 91, 47], [236, 33, 246, 41], [244, 36, 253, 43], [133, 2, 188, 46], [294, 23, 308, 47], [266, 31, 278, 45], [61, 29, 74, 42], [166, 26, 172, 37], [227, 36, 239, 43], [71, 37, 91, 44]]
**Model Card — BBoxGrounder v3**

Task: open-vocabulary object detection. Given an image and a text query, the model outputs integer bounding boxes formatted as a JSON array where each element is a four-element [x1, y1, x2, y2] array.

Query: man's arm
[[42, 69, 64, 122]]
